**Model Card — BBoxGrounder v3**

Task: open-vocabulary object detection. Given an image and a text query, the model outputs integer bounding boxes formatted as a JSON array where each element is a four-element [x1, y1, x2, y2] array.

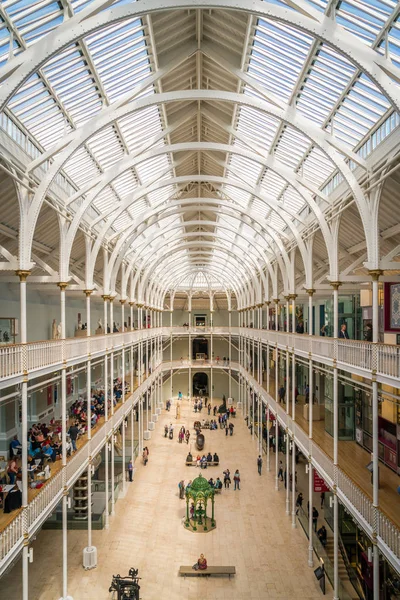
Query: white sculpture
[[56, 323, 62, 339], [97, 318, 102, 329], [52, 319, 57, 340]]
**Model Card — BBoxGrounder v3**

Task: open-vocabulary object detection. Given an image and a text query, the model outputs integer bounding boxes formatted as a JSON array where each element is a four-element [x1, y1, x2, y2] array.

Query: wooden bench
[[185, 461, 219, 467], [179, 566, 235, 578]]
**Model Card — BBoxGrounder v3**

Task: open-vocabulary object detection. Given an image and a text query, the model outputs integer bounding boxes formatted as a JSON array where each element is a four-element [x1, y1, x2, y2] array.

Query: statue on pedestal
[[52, 319, 57, 340]]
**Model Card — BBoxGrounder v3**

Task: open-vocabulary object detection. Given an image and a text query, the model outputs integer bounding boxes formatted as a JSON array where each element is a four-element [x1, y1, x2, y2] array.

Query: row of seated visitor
[[0, 377, 130, 515], [186, 452, 219, 467]]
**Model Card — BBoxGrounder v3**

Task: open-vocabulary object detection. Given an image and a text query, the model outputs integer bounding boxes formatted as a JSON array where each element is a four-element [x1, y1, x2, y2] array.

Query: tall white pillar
[[109, 296, 115, 333], [102, 295, 109, 334], [266, 406, 270, 471], [17, 270, 30, 600], [275, 418, 279, 491], [291, 294, 297, 334], [285, 296, 290, 332], [291, 437, 296, 528], [306, 290, 314, 336], [333, 364, 339, 600], [104, 353, 109, 529], [331, 282, 341, 338], [308, 460, 314, 567], [84, 289, 92, 336], [285, 429, 290, 515], [122, 417, 126, 495]]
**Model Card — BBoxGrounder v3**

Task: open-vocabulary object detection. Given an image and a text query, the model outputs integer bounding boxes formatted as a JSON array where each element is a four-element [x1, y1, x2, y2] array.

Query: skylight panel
[[335, 0, 392, 47], [136, 154, 171, 185], [235, 106, 279, 153], [223, 185, 251, 209], [296, 46, 357, 126], [112, 171, 138, 199], [63, 147, 100, 186], [228, 155, 262, 188], [252, 19, 313, 102], [274, 128, 310, 169], [260, 170, 286, 198], [93, 186, 118, 213], [127, 198, 148, 220]]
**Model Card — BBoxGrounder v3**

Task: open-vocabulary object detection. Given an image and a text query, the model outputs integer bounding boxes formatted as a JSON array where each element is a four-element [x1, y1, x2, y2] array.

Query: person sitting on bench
[[215, 477, 222, 490], [208, 478, 215, 487], [200, 455, 207, 469], [186, 452, 193, 462], [213, 452, 219, 464], [206, 452, 213, 462], [196, 554, 207, 570]]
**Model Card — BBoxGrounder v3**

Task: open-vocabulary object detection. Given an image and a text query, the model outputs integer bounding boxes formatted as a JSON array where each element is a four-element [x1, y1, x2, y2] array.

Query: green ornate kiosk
[[185, 474, 216, 532]]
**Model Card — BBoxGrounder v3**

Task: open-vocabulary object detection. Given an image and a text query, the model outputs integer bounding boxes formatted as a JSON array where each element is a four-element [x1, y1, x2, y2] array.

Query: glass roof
[[0, 0, 399, 297]]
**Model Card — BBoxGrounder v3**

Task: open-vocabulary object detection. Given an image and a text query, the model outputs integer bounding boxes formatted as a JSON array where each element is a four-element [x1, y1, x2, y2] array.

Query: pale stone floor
[[1, 402, 329, 600]]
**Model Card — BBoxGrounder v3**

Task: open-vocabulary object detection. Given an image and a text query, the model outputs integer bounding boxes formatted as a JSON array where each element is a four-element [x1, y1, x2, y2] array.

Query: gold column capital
[[329, 281, 341, 290], [305, 289, 315, 296], [368, 269, 383, 281], [109, 295, 115, 304], [101, 294, 110, 301], [128, 301, 135, 307], [57, 282, 69, 290], [15, 269, 31, 282], [289, 293, 298, 300], [83, 289, 93, 297], [120, 299, 126, 305]]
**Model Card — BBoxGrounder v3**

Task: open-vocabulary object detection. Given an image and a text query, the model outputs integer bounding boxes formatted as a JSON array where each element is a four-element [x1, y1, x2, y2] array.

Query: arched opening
[[193, 337, 208, 359], [193, 372, 208, 396]]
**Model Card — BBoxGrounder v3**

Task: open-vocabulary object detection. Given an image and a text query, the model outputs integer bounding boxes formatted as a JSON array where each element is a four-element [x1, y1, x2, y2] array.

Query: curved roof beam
[[139, 241, 262, 296], [106, 211, 286, 297], [115, 221, 275, 305], [109, 207, 282, 285], [152, 258, 244, 298], [89, 175, 299, 289], [1, 0, 399, 116], [126, 229, 266, 277], [24, 90, 367, 268], [62, 142, 333, 267], [154, 261, 244, 302]]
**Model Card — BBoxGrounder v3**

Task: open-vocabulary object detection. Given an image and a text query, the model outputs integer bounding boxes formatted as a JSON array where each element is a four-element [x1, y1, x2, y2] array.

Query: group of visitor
[[178, 426, 190, 444], [185, 451, 219, 467]]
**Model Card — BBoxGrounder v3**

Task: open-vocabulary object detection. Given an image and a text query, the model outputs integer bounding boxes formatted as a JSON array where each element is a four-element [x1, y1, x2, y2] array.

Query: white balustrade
[[377, 343, 400, 379], [0, 344, 22, 378], [27, 340, 63, 372], [27, 470, 64, 530], [0, 512, 23, 563]]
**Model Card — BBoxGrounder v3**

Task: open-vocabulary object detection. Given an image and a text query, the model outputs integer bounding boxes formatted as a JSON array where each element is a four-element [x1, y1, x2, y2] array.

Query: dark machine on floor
[[196, 432, 205, 451], [109, 567, 141, 599]]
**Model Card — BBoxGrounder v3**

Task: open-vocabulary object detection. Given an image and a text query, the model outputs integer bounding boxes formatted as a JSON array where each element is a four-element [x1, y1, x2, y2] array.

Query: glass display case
[[0, 318, 17, 344]]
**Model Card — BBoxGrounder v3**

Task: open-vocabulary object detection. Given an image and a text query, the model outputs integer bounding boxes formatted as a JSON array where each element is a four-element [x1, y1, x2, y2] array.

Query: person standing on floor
[[128, 459, 134, 482], [225, 425, 229, 437], [178, 480, 185, 499], [320, 491, 325, 509], [296, 492, 303, 515], [229, 422, 234, 436], [234, 469, 241, 490], [223, 469, 231, 488], [312, 506, 319, 532], [257, 455, 262, 475], [208, 403, 211, 415], [278, 460, 283, 481], [185, 430, 190, 444]]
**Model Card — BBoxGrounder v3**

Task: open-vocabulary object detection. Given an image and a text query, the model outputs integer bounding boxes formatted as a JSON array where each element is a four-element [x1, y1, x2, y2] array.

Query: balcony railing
[[1, 358, 400, 576]]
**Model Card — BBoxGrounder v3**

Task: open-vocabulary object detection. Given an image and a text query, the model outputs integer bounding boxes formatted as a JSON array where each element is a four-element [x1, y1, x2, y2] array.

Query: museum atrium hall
[[0, 0, 400, 598]]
